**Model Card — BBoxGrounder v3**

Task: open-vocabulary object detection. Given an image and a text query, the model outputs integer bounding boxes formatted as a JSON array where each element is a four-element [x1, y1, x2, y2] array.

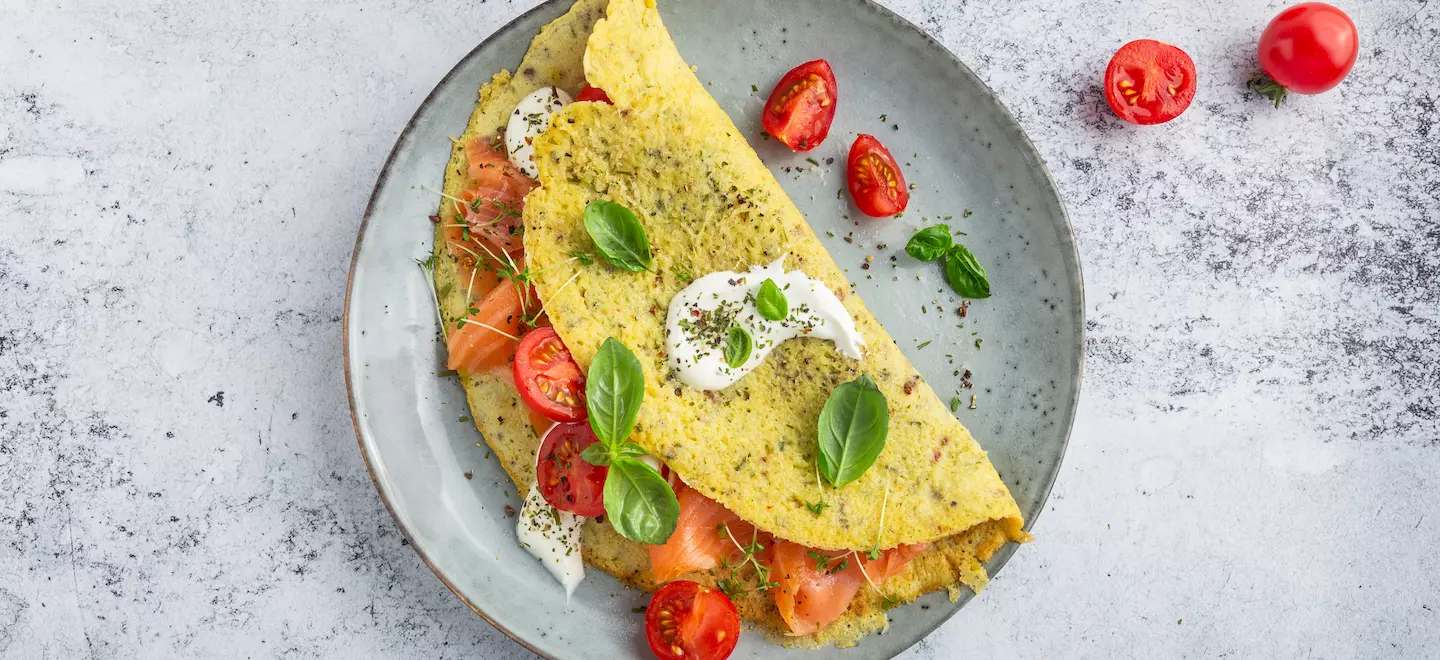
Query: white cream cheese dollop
[[515, 425, 585, 598], [666, 256, 864, 391], [506, 86, 572, 179]]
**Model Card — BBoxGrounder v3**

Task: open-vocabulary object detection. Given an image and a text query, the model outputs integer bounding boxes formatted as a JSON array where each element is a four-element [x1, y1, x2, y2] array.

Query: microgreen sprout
[[715, 522, 777, 598]]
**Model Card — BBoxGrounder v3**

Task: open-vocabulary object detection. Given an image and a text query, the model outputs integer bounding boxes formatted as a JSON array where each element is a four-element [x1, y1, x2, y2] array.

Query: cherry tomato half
[[514, 327, 587, 422], [762, 59, 838, 152], [645, 581, 740, 660], [536, 422, 606, 517], [846, 134, 908, 217], [576, 83, 613, 104], [1103, 39, 1197, 125], [1258, 3, 1358, 96]]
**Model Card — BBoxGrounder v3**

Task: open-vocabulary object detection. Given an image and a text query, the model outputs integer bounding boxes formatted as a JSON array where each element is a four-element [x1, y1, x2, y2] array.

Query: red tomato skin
[[846, 134, 909, 217], [1103, 39, 1197, 125], [513, 327, 587, 422], [644, 581, 740, 660], [1258, 2, 1358, 95], [576, 83, 613, 104], [762, 60, 838, 152], [535, 422, 607, 517]]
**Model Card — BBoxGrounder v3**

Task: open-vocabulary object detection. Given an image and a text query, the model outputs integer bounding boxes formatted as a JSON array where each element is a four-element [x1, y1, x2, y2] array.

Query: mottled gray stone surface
[[1, 0, 1436, 658]]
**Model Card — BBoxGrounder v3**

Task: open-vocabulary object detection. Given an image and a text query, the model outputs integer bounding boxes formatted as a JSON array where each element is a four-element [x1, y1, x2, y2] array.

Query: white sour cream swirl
[[666, 256, 864, 391], [506, 86, 572, 179], [515, 425, 585, 598]]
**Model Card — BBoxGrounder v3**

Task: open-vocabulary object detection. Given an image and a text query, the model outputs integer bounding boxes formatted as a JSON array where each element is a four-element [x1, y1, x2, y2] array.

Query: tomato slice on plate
[[762, 59, 837, 151], [1103, 39, 1197, 125], [536, 422, 606, 517], [576, 83, 613, 104], [514, 327, 586, 422], [846, 134, 908, 217], [645, 580, 740, 660]]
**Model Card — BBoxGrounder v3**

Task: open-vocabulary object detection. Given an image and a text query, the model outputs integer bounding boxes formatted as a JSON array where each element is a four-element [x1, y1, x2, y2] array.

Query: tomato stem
[[1246, 74, 1288, 109]]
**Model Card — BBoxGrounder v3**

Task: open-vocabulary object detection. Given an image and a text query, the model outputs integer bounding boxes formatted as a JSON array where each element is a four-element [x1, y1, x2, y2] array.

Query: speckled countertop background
[[1, 0, 1436, 658]]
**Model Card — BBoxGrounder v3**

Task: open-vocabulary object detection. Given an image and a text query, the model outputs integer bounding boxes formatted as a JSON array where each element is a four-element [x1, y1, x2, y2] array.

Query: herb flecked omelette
[[430, 0, 1030, 648]]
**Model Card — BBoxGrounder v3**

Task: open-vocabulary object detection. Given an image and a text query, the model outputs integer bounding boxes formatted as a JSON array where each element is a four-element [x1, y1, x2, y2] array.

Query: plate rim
[[342, 0, 1085, 657]]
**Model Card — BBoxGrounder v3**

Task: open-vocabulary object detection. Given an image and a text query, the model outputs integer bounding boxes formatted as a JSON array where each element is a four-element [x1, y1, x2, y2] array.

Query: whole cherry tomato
[[1249, 3, 1359, 106]]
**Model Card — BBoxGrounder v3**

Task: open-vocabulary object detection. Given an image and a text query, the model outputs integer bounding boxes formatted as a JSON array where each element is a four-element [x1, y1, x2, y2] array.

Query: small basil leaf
[[579, 442, 612, 466], [723, 326, 753, 369], [755, 278, 788, 321], [817, 374, 890, 488], [586, 337, 645, 446], [942, 244, 991, 299], [583, 200, 653, 272], [905, 224, 953, 262], [603, 457, 680, 545], [613, 441, 650, 461]]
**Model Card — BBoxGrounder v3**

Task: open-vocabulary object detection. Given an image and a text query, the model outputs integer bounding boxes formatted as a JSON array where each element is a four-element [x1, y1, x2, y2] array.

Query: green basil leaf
[[755, 278, 788, 321], [942, 244, 991, 299], [583, 439, 648, 467], [603, 457, 680, 545], [612, 441, 650, 461], [579, 442, 612, 466], [817, 374, 890, 488], [583, 200, 653, 272], [905, 224, 953, 262], [723, 326, 753, 369], [586, 337, 645, 446]]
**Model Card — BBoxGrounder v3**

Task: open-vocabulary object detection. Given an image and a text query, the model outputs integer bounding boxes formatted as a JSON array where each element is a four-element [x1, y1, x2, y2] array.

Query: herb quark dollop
[[665, 256, 865, 391]]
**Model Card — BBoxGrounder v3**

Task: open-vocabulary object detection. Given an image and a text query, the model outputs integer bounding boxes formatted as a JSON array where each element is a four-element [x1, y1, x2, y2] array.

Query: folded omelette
[[431, 0, 1029, 647]]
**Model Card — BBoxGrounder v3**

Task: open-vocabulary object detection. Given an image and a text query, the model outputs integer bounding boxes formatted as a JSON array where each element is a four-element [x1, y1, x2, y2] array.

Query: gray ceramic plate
[[344, 0, 1082, 657]]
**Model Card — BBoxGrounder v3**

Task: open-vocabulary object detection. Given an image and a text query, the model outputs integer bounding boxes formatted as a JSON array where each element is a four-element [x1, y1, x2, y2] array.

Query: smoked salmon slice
[[649, 485, 755, 582], [768, 540, 863, 637], [462, 137, 534, 253], [645, 486, 926, 636], [446, 278, 525, 374], [766, 540, 927, 636], [442, 195, 501, 294], [861, 542, 928, 581]]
